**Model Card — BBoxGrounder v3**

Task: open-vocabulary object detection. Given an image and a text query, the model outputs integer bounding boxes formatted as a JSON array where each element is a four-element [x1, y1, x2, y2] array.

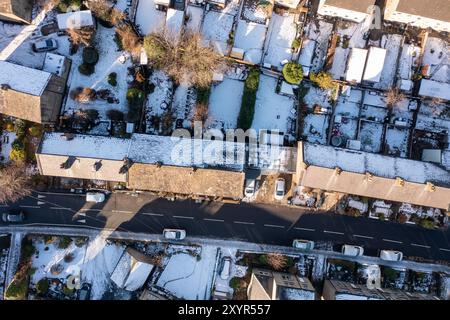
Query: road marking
[[203, 218, 224, 222], [324, 230, 344, 235], [79, 208, 101, 212], [354, 234, 374, 239], [294, 227, 315, 232], [37, 195, 46, 199], [264, 224, 285, 229], [173, 215, 194, 220], [37, 201, 46, 205], [141, 212, 163, 217], [76, 212, 86, 217], [112, 210, 133, 214], [411, 243, 431, 249], [19, 205, 40, 209], [76, 219, 86, 223], [50, 207, 71, 210], [439, 248, 450, 252], [383, 238, 403, 244], [234, 221, 254, 225]]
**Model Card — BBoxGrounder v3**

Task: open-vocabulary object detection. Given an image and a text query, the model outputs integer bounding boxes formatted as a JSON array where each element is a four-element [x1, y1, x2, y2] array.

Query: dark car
[[77, 283, 91, 300], [2, 210, 26, 223]]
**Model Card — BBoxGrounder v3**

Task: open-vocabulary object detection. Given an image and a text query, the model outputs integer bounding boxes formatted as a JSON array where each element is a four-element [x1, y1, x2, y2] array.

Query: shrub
[[116, 25, 141, 55], [75, 237, 88, 248], [420, 219, 435, 229], [309, 71, 335, 90], [107, 109, 124, 121], [258, 254, 268, 266], [282, 62, 303, 84], [266, 253, 287, 271], [64, 253, 75, 263], [36, 278, 49, 295], [82, 47, 99, 65], [237, 67, 260, 130], [67, 27, 95, 47], [5, 122, 14, 132], [62, 285, 74, 296], [107, 72, 117, 86], [229, 277, 240, 290], [58, 236, 73, 249], [22, 243, 36, 260], [126, 88, 145, 105], [57, 0, 82, 12], [11, 138, 25, 152], [292, 38, 301, 51], [14, 119, 27, 138], [5, 277, 29, 300], [9, 149, 26, 162], [78, 63, 95, 76], [28, 125, 41, 137]]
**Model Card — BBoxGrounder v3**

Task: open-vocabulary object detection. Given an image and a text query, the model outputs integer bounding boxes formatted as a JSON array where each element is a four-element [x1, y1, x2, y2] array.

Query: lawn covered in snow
[[186, 5, 204, 32], [263, 13, 298, 69], [0, 131, 16, 163], [202, 10, 235, 55], [135, 0, 166, 36], [251, 75, 296, 135], [29, 235, 126, 300], [422, 37, 449, 84], [303, 114, 330, 145], [385, 126, 410, 158], [359, 121, 384, 153], [63, 24, 132, 120], [234, 19, 267, 64], [207, 78, 244, 129], [305, 20, 333, 73], [157, 245, 218, 300], [374, 34, 402, 90]]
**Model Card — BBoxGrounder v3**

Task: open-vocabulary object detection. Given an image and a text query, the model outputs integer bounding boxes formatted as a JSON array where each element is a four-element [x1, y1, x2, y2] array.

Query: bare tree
[[67, 27, 95, 46], [0, 163, 32, 204], [110, 8, 126, 26], [385, 88, 405, 108], [116, 25, 141, 56], [143, 29, 226, 87], [266, 253, 287, 271]]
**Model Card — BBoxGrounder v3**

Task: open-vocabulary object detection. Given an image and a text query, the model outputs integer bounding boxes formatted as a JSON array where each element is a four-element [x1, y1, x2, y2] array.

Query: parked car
[[2, 210, 26, 223], [219, 256, 232, 280], [85, 192, 105, 203], [77, 283, 91, 300], [244, 179, 256, 198], [40, 22, 59, 36], [32, 39, 58, 52], [342, 244, 364, 257], [274, 178, 285, 200], [292, 239, 314, 250], [163, 229, 186, 240], [70, 188, 85, 194], [380, 250, 403, 261]]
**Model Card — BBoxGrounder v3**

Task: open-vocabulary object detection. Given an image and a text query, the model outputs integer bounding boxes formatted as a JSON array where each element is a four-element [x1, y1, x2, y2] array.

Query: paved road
[[2, 190, 450, 264]]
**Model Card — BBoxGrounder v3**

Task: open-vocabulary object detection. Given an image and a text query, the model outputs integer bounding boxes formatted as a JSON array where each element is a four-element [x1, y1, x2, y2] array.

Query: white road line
[[50, 207, 71, 210], [79, 208, 101, 212], [294, 227, 315, 232], [411, 243, 431, 249], [112, 210, 133, 214], [76, 219, 86, 224], [383, 238, 403, 244], [19, 205, 40, 209], [141, 212, 163, 217], [173, 215, 194, 220], [323, 230, 344, 235], [234, 221, 254, 225], [203, 218, 224, 222], [354, 234, 374, 239], [0, 205, 9, 207], [264, 224, 285, 229], [439, 248, 450, 252], [76, 212, 86, 217]]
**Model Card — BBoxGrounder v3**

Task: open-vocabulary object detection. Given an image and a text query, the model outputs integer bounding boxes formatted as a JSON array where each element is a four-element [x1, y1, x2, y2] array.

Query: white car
[[85, 192, 105, 203], [274, 178, 285, 200], [292, 239, 314, 250], [342, 245, 364, 257], [244, 179, 256, 198], [163, 229, 186, 240], [32, 39, 58, 52], [380, 250, 403, 261]]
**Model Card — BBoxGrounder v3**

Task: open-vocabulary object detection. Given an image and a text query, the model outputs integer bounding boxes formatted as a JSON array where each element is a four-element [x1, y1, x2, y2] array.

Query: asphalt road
[[2, 190, 450, 264]]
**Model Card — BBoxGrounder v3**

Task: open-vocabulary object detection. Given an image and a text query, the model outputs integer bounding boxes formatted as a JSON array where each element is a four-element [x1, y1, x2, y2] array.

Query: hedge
[[237, 68, 260, 130], [82, 47, 99, 65], [78, 63, 95, 76], [108, 72, 117, 87]]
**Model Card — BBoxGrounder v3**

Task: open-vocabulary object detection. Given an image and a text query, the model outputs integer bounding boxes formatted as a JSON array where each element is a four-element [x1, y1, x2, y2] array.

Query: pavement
[[1, 190, 450, 265]]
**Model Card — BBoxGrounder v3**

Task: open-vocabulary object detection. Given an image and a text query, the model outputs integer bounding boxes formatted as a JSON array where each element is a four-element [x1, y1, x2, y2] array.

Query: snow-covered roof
[[298, 39, 315, 70], [345, 48, 368, 83], [0, 60, 51, 96], [419, 79, 450, 101], [275, 0, 301, 9], [302, 142, 450, 186], [43, 53, 67, 77], [110, 249, 154, 291], [38, 132, 246, 171], [57, 10, 94, 30], [363, 47, 387, 83], [165, 8, 184, 35]]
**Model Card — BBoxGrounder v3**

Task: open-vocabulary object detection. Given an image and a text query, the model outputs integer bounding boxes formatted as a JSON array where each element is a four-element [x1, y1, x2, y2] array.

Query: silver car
[[33, 39, 58, 52]]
